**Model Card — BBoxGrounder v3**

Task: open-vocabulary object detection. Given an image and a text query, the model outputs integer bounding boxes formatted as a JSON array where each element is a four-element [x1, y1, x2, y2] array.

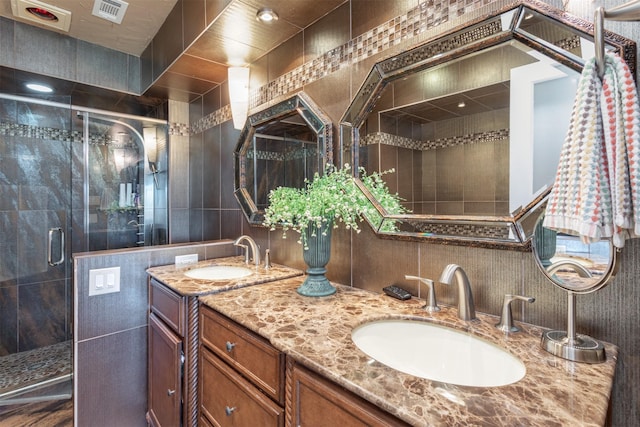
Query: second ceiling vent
[[92, 0, 129, 25]]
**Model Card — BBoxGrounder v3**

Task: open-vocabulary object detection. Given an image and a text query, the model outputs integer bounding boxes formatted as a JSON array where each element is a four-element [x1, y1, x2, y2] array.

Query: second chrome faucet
[[233, 235, 261, 267], [438, 264, 476, 321], [406, 264, 476, 321]]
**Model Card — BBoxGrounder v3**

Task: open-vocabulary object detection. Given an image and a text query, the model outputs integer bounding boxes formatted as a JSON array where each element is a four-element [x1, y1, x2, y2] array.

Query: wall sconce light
[[228, 66, 250, 130]]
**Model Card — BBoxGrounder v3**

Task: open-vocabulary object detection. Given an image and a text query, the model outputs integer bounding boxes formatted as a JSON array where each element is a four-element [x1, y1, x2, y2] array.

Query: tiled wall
[[73, 241, 236, 426], [188, 1, 640, 426], [0, 17, 140, 94]]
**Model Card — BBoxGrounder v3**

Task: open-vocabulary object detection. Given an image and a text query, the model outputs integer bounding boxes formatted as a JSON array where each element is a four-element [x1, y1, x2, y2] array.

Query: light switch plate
[[89, 266, 121, 296], [175, 254, 198, 267]]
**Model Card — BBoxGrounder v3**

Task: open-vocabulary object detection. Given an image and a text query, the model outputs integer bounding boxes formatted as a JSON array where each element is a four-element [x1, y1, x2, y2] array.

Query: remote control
[[382, 285, 412, 300]]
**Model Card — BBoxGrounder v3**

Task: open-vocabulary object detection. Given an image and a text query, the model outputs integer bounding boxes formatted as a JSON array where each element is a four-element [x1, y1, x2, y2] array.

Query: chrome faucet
[[234, 235, 261, 267], [438, 264, 476, 321]]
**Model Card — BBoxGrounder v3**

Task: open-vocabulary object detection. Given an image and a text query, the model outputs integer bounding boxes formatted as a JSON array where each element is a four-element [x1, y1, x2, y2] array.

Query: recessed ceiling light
[[256, 8, 278, 22], [457, 101, 466, 108], [26, 82, 53, 93]]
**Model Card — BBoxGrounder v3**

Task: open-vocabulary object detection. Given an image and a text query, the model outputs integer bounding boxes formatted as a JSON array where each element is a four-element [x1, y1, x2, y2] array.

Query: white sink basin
[[184, 265, 253, 280], [352, 319, 525, 387]]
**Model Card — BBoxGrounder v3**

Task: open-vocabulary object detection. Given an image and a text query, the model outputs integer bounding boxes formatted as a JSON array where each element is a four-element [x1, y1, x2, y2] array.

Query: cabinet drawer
[[289, 362, 409, 427], [150, 279, 186, 336], [200, 349, 284, 427], [200, 306, 285, 404]]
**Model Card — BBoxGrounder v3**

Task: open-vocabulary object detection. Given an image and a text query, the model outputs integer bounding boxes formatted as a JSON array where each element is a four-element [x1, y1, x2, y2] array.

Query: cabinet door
[[288, 362, 408, 427], [148, 313, 183, 427], [200, 349, 284, 427]]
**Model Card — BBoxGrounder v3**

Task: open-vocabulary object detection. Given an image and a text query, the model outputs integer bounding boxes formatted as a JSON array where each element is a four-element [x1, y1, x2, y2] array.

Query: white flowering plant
[[263, 164, 407, 249]]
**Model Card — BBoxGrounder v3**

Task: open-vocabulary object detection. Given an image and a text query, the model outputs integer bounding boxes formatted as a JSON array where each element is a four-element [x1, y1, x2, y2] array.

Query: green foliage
[[263, 164, 407, 248]]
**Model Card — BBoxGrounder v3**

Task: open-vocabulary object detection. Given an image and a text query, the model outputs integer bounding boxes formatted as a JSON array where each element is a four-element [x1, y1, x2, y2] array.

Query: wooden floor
[[0, 398, 72, 426]]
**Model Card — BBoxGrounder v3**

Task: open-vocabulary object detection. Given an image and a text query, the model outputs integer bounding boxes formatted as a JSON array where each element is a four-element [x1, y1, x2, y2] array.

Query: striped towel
[[544, 53, 640, 248]]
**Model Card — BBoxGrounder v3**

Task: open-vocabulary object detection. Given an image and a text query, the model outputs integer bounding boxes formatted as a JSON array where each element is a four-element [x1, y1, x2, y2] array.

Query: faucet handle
[[236, 244, 249, 264], [405, 275, 440, 312], [495, 294, 535, 333], [264, 249, 271, 270]]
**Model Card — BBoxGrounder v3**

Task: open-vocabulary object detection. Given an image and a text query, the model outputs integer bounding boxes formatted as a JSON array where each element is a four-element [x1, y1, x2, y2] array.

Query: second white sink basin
[[184, 265, 253, 280], [352, 319, 525, 387]]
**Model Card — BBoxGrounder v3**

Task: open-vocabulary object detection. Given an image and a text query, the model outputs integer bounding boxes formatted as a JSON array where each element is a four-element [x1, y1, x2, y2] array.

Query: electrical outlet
[[175, 253, 198, 267], [89, 266, 121, 296]]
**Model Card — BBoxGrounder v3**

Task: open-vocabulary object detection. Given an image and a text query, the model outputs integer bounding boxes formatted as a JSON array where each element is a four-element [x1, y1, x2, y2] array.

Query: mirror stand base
[[541, 330, 606, 364]]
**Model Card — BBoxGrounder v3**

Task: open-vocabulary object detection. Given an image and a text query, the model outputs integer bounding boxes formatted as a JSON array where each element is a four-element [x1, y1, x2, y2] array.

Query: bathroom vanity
[[199, 304, 408, 426], [145, 257, 302, 427], [199, 277, 617, 426]]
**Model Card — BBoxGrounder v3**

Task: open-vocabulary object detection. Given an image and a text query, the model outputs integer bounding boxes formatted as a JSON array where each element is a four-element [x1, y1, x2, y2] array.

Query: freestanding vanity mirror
[[532, 211, 620, 363], [340, 0, 636, 248], [234, 92, 333, 224]]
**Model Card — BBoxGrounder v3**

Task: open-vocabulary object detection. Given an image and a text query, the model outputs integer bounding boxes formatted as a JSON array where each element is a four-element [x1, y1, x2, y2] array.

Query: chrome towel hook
[[594, 0, 640, 78], [595, 6, 605, 78]]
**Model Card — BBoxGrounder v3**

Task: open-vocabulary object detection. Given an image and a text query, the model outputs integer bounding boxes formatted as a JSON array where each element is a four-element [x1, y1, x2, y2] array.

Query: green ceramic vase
[[298, 221, 336, 297]]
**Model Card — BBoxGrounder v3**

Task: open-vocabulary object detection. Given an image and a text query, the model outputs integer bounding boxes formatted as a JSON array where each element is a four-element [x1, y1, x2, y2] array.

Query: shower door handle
[[48, 227, 65, 266]]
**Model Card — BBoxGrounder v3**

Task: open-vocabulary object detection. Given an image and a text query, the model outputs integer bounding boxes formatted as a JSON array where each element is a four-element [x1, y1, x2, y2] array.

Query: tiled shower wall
[[188, 0, 640, 426]]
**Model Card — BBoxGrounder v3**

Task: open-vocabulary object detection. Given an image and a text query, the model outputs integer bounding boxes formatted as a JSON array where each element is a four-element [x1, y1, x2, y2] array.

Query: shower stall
[[0, 93, 168, 404]]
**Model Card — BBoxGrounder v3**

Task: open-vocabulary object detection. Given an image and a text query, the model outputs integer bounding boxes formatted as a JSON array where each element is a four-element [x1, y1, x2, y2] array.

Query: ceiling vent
[[92, 0, 129, 25], [10, 0, 72, 32]]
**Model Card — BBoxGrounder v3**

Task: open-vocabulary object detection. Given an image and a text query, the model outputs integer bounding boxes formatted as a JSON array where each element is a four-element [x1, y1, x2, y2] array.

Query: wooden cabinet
[[147, 278, 200, 427], [200, 348, 284, 426], [199, 306, 286, 426], [199, 306, 406, 427], [148, 313, 182, 427], [287, 361, 408, 427]]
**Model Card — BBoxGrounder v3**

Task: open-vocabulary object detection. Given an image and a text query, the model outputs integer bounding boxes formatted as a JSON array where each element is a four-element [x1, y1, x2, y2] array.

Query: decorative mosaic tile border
[[0, 122, 138, 147], [558, 35, 581, 51], [407, 221, 511, 239], [0, 122, 78, 142], [191, 105, 231, 135], [378, 19, 503, 74], [362, 129, 509, 150], [169, 121, 190, 136], [247, 150, 284, 161], [247, 147, 317, 161]]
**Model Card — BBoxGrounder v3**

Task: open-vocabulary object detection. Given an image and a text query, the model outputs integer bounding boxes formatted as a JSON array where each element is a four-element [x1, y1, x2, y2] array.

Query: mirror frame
[[339, 0, 636, 250], [234, 92, 333, 224]]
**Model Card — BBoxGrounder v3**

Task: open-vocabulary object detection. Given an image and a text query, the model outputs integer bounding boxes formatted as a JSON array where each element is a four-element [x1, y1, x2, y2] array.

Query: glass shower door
[[0, 94, 74, 403], [78, 111, 168, 252]]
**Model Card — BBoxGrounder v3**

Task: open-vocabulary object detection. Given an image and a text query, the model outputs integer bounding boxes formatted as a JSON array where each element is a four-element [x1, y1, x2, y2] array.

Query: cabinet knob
[[167, 389, 175, 396], [225, 406, 236, 416], [225, 341, 236, 352]]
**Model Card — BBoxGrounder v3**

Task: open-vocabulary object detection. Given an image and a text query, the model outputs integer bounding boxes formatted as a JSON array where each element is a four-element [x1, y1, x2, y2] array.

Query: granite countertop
[[146, 256, 303, 296], [199, 277, 617, 427]]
